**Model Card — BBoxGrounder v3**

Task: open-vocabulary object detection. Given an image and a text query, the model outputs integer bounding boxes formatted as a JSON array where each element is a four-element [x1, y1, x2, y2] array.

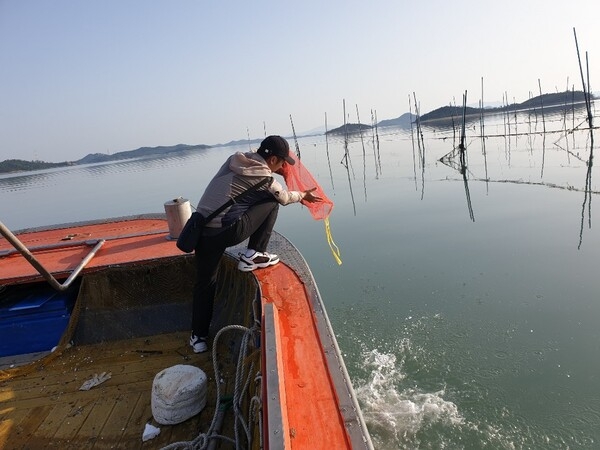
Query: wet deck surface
[[0, 331, 228, 450]]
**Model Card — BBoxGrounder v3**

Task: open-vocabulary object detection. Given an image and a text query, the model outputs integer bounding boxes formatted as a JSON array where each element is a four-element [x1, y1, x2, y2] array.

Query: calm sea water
[[1, 108, 599, 449]]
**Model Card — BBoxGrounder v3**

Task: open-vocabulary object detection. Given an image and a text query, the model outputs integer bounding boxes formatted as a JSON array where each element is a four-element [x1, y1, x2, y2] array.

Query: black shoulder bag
[[176, 177, 273, 253]]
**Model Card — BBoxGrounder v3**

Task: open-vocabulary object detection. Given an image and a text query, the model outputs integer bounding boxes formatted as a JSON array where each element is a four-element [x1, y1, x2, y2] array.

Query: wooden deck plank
[[36, 401, 85, 440], [97, 391, 138, 446], [75, 396, 112, 447], [2, 334, 199, 402], [0, 405, 29, 449], [6, 404, 53, 449], [0, 331, 225, 449], [125, 393, 157, 450], [51, 398, 95, 443]]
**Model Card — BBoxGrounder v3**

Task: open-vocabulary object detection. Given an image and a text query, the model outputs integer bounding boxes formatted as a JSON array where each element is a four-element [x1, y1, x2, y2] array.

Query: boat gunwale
[[250, 233, 374, 450], [7, 213, 167, 236]]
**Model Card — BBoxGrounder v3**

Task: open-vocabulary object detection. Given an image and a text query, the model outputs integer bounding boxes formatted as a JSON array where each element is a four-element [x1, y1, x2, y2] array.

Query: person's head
[[257, 135, 295, 171]]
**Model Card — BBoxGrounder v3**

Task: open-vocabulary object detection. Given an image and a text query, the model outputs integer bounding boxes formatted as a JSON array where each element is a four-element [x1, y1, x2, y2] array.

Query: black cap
[[257, 135, 295, 165]]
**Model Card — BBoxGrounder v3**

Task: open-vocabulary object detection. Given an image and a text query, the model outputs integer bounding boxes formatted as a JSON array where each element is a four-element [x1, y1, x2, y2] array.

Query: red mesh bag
[[278, 152, 333, 220], [278, 152, 341, 264]]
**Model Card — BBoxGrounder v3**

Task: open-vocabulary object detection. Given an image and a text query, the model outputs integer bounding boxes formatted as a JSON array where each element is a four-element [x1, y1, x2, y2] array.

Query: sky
[[1, 1, 599, 163]]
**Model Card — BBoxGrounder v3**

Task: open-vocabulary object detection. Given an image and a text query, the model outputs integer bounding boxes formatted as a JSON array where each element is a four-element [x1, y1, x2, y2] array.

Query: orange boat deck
[[0, 215, 181, 286]]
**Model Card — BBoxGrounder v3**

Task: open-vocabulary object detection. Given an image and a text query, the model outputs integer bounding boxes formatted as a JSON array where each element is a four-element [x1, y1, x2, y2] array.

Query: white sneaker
[[190, 334, 208, 353], [237, 251, 280, 272]]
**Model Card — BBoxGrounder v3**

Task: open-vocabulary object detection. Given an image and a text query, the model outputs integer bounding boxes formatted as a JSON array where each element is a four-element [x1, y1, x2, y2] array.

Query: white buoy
[[151, 364, 208, 425], [164, 197, 192, 240]]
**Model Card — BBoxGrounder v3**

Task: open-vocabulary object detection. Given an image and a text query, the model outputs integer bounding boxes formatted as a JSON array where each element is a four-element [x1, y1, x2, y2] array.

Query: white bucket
[[151, 364, 208, 425], [164, 197, 192, 240]]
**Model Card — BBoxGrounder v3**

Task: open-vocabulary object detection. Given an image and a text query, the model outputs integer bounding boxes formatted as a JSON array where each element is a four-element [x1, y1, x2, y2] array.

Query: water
[[1, 109, 599, 449]]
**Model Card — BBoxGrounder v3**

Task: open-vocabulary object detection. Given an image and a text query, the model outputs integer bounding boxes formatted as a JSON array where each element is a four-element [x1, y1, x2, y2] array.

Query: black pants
[[192, 199, 279, 337]]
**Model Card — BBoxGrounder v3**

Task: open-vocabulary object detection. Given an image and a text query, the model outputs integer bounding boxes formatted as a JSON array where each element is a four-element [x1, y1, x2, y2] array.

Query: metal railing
[[0, 220, 105, 291]]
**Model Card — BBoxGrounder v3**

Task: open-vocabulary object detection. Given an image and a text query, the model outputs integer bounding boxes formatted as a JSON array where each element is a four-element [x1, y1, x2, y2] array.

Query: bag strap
[[203, 176, 273, 222]]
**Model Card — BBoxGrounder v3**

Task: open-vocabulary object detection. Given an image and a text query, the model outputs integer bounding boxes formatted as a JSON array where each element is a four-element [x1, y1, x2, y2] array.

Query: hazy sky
[[1, 1, 598, 162]]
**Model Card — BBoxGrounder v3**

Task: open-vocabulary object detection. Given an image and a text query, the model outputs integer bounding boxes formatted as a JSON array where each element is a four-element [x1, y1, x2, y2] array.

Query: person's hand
[[302, 187, 322, 203]]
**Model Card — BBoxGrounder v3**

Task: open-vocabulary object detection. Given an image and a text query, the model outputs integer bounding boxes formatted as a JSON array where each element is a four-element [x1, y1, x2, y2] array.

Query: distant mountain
[[77, 143, 210, 164], [419, 105, 481, 122], [322, 113, 415, 135], [0, 159, 72, 173], [326, 123, 372, 135], [2, 90, 594, 174], [420, 90, 591, 123], [377, 112, 416, 128], [0, 143, 211, 174], [214, 138, 262, 149]]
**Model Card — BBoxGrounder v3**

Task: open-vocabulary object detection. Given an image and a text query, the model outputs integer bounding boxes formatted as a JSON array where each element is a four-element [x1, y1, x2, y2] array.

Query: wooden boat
[[0, 215, 373, 449]]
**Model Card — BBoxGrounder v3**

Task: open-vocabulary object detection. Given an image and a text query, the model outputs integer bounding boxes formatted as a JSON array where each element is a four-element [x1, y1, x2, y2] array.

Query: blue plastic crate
[[0, 283, 78, 357]]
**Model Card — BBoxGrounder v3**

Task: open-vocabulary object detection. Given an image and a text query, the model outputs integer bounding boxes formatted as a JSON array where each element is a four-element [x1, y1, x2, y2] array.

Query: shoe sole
[[191, 344, 208, 353], [190, 342, 208, 353]]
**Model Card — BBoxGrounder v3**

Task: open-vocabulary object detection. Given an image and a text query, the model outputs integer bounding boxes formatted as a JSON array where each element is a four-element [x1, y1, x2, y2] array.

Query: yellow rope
[[324, 217, 342, 265]]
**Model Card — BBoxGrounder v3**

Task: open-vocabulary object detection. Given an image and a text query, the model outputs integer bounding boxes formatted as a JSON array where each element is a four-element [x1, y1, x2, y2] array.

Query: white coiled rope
[[161, 324, 262, 450]]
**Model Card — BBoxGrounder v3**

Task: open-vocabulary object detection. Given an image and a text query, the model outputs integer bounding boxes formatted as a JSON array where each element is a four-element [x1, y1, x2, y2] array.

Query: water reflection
[[0, 150, 217, 191], [2, 105, 600, 448], [437, 92, 476, 222], [579, 129, 595, 249], [411, 93, 426, 200], [356, 105, 369, 201]]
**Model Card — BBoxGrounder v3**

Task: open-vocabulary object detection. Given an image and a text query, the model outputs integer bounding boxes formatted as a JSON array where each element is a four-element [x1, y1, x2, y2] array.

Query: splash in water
[[355, 342, 464, 448]]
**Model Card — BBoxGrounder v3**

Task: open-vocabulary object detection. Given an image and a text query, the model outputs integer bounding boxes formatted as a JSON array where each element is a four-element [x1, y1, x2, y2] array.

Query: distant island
[[1, 90, 593, 174], [327, 90, 592, 135], [419, 90, 590, 123], [326, 112, 415, 135], [0, 143, 211, 175]]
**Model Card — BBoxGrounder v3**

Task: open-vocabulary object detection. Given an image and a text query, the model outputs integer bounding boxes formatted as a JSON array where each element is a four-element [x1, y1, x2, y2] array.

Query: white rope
[[161, 324, 262, 450]]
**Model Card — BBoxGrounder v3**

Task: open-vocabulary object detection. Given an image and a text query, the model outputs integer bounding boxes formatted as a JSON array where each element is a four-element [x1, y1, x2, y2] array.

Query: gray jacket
[[196, 151, 304, 228]]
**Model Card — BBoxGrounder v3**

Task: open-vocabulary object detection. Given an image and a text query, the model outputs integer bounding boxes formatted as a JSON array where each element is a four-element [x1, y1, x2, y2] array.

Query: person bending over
[[190, 135, 320, 353]]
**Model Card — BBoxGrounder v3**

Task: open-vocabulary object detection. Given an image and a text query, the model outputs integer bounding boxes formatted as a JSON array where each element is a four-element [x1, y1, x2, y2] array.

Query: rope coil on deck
[[161, 324, 262, 450]]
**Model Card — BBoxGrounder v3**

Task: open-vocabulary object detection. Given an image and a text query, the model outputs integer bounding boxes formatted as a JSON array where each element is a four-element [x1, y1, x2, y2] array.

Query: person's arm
[[268, 178, 305, 205]]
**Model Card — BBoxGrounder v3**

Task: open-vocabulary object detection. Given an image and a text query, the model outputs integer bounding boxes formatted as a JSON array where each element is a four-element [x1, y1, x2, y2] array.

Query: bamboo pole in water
[[450, 98, 457, 149], [324, 112, 335, 191], [413, 92, 425, 159], [513, 96, 518, 137], [538, 80, 547, 178], [459, 91, 467, 162], [586, 51, 593, 129], [289, 115, 301, 160], [413, 92, 426, 199], [461, 91, 475, 221], [373, 109, 382, 174], [341, 99, 357, 215], [368, 109, 378, 178], [356, 104, 369, 199], [409, 95, 418, 191], [573, 27, 594, 128], [480, 77, 486, 145], [562, 79, 571, 160], [505, 91, 510, 136], [538, 79, 546, 134], [502, 92, 507, 137], [481, 77, 489, 190]]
